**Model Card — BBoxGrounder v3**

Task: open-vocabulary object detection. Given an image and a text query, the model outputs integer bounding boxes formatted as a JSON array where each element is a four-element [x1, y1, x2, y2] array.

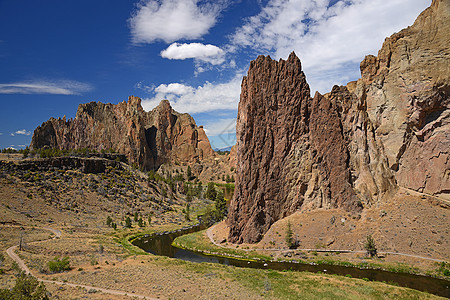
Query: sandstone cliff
[[31, 97, 216, 170], [227, 0, 449, 243]]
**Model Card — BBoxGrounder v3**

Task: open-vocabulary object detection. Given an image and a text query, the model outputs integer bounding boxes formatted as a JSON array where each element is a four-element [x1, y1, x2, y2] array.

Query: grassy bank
[[173, 228, 450, 279], [173, 229, 272, 261]]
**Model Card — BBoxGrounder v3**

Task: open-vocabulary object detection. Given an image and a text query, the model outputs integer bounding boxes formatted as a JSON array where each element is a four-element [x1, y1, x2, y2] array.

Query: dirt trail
[[5, 226, 158, 299], [206, 224, 445, 262]]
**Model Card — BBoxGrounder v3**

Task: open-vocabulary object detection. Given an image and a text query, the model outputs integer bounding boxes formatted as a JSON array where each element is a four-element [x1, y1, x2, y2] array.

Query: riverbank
[[173, 223, 449, 281]]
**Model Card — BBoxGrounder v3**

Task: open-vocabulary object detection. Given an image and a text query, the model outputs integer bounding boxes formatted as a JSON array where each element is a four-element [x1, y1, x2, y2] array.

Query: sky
[[0, 0, 430, 150]]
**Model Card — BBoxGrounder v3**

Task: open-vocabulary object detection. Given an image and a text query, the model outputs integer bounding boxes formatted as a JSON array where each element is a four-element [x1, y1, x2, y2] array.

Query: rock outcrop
[[357, 0, 449, 199], [227, 0, 449, 243], [31, 97, 216, 170]]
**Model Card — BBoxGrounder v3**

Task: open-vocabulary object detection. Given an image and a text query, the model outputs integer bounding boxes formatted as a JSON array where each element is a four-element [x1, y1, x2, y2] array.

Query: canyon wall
[[31, 97, 216, 170], [227, 0, 449, 243]]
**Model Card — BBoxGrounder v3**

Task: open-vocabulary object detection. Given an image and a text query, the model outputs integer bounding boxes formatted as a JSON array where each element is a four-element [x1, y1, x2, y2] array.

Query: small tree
[[364, 235, 377, 257], [215, 190, 227, 220], [195, 182, 202, 198], [134, 212, 139, 222], [186, 187, 193, 203], [205, 182, 217, 201], [106, 216, 113, 227], [187, 166, 192, 180], [148, 170, 156, 181], [285, 221, 294, 249], [184, 203, 190, 221], [138, 217, 144, 227], [147, 212, 153, 226], [125, 217, 132, 228]]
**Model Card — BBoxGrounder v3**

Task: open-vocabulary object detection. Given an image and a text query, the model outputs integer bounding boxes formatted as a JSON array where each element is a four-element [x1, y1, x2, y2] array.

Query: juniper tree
[[364, 235, 377, 257]]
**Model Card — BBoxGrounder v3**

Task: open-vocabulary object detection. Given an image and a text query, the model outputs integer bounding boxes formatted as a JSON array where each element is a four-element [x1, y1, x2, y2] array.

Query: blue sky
[[0, 0, 430, 150]]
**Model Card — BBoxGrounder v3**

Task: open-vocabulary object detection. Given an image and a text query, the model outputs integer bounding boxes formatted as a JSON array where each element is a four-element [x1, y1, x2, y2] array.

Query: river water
[[132, 224, 450, 298]]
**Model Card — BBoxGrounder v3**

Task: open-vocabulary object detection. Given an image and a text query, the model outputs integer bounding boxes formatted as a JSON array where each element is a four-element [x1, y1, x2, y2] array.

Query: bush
[[0, 271, 49, 299], [47, 256, 71, 273]]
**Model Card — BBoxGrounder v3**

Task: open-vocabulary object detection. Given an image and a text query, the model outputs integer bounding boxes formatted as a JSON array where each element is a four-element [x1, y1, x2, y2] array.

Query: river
[[132, 224, 450, 298]]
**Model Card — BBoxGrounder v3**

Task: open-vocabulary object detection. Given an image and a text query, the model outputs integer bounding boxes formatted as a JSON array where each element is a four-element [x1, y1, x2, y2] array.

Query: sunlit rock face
[[31, 97, 216, 170], [227, 0, 449, 243]]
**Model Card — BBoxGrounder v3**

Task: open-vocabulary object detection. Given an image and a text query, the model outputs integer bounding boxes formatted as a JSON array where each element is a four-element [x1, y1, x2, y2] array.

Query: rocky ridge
[[31, 97, 216, 171], [227, 0, 449, 243]]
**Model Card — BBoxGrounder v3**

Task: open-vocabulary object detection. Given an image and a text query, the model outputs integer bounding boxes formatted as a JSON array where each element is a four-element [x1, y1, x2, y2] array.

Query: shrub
[[0, 271, 49, 299], [47, 256, 71, 273], [125, 217, 132, 228], [364, 235, 377, 257], [187, 166, 193, 180]]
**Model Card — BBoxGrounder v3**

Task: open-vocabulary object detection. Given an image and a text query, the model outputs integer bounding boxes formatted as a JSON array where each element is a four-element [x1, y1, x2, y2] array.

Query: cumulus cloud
[[129, 0, 226, 44], [0, 80, 93, 95], [154, 83, 195, 95], [161, 43, 225, 65], [203, 118, 236, 136], [230, 0, 429, 93], [10, 129, 32, 136], [141, 74, 242, 113]]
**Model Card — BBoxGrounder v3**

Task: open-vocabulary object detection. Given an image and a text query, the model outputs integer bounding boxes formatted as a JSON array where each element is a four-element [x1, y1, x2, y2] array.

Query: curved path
[[206, 224, 445, 263], [5, 226, 157, 300]]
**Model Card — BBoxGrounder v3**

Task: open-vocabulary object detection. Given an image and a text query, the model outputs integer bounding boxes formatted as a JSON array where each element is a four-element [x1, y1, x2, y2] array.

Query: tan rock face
[[31, 97, 216, 170], [357, 0, 450, 199], [228, 0, 449, 243]]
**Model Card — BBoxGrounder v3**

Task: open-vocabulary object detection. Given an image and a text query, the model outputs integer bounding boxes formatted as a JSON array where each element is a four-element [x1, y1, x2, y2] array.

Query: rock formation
[[227, 0, 449, 243], [31, 97, 216, 170]]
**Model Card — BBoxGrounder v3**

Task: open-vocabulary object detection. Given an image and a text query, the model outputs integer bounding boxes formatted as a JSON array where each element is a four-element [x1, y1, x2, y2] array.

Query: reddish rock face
[[227, 53, 311, 243], [30, 97, 216, 170], [227, 0, 449, 243], [227, 54, 364, 243]]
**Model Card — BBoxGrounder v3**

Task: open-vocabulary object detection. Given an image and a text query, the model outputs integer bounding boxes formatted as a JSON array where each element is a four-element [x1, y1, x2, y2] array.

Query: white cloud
[[141, 74, 242, 113], [129, 0, 225, 44], [154, 83, 194, 95], [161, 43, 225, 65], [230, 0, 430, 93], [203, 118, 236, 136], [10, 129, 32, 137], [0, 133, 3, 135], [0, 80, 93, 95]]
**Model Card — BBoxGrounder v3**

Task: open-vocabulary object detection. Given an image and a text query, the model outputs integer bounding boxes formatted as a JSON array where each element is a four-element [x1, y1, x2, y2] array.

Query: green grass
[[174, 230, 278, 262], [174, 258, 439, 299]]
